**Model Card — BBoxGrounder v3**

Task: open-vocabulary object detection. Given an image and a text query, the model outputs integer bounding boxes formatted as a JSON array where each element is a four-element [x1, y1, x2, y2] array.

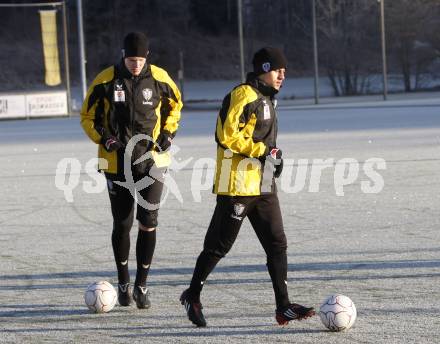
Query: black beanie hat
[[252, 47, 287, 75], [122, 32, 149, 58]]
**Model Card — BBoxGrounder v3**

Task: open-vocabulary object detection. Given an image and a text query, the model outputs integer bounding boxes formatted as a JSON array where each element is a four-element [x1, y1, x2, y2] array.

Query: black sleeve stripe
[[160, 97, 172, 130], [158, 80, 178, 103], [87, 85, 100, 112], [218, 93, 231, 126], [90, 84, 105, 130], [242, 102, 254, 123]]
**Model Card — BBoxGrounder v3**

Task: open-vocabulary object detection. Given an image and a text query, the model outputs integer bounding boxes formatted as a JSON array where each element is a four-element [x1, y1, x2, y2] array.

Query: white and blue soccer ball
[[319, 294, 357, 332], [84, 281, 117, 313]]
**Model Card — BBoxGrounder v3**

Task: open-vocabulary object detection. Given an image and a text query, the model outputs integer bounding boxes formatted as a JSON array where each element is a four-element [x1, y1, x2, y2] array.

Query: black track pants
[[189, 193, 290, 308]]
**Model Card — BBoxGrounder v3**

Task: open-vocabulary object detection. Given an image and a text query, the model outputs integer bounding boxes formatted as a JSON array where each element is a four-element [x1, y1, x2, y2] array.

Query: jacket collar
[[116, 59, 151, 80], [245, 72, 279, 98]]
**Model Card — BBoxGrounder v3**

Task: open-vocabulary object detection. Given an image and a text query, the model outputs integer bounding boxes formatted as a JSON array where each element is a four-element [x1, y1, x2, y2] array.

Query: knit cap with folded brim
[[252, 47, 287, 75], [122, 32, 149, 58]]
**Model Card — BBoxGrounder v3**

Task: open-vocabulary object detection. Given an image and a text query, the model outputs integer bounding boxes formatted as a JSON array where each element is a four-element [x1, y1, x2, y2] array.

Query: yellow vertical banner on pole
[[39, 10, 61, 86]]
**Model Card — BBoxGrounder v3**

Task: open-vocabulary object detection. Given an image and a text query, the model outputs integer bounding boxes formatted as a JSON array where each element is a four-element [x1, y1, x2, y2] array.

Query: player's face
[[258, 68, 286, 90], [124, 57, 147, 76]]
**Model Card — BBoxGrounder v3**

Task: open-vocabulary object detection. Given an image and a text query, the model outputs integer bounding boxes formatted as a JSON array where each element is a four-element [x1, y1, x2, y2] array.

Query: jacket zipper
[[131, 76, 137, 136]]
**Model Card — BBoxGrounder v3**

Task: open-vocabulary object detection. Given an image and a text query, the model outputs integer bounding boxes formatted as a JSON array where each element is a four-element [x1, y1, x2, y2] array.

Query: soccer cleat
[[117, 283, 132, 306], [275, 303, 316, 325], [180, 289, 207, 327], [132, 285, 151, 309]]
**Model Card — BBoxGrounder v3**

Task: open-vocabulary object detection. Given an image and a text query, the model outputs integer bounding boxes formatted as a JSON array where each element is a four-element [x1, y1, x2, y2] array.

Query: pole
[[178, 51, 184, 102], [62, 0, 71, 116], [380, 0, 388, 100], [77, 0, 87, 102], [237, 0, 245, 83], [312, 0, 319, 104]]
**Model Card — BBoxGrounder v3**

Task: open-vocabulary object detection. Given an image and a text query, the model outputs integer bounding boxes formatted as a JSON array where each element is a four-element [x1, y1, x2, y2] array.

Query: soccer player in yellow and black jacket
[[81, 32, 182, 310], [180, 47, 315, 327]]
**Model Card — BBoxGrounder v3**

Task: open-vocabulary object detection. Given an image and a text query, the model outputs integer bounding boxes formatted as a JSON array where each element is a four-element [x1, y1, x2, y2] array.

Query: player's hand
[[266, 147, 283, 178], [274, 157, 283, 178], [101, 134, 123, 152], [155, 130, 173, 152]]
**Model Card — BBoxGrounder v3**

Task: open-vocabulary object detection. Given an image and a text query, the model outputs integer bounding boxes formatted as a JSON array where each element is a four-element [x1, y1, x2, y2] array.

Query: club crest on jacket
[[142, 88, 153, 105]]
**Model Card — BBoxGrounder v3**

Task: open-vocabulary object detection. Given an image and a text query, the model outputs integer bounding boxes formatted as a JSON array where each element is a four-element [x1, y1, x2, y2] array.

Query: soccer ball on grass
[[84, 281, 117, 313], [319, 294, 356, 332]]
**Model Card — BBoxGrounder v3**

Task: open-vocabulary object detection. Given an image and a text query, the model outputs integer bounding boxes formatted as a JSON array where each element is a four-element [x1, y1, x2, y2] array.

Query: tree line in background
[[0, 0, 439, 96], [316, 0, 440, 95]]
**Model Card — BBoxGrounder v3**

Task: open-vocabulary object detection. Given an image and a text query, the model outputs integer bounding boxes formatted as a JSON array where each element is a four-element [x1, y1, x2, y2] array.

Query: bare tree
[[387, 0, 440, 91], [316, 0, 379, 96]]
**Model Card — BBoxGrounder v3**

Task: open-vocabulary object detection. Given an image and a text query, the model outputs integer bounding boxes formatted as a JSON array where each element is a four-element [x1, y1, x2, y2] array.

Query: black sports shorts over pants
[[106, 173, 164, 228], [189, 193, 290, 308]]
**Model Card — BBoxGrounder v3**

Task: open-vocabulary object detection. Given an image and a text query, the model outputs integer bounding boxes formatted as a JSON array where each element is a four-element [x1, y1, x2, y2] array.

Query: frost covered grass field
[[0, 94, 439, 343]]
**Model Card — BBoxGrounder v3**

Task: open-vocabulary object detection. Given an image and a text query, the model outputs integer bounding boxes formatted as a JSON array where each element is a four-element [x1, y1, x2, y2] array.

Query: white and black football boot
[[275, 303, 315, 325], [180, 289, 206, 327], [133, 285, 151, 309], [117, 283, 132, 306]]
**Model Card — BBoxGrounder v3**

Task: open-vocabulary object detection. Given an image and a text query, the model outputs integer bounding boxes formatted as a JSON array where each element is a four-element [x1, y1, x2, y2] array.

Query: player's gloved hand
[[274, 157, 283, 178], [265, 147, 283, 178], [100, 134, 123, 152], [155, 130, 173, 152]]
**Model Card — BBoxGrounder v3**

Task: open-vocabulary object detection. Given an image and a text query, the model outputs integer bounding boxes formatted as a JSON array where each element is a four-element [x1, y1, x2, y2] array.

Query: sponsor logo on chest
[[114, 83, 125, 102], [263, 99, 271, 120]]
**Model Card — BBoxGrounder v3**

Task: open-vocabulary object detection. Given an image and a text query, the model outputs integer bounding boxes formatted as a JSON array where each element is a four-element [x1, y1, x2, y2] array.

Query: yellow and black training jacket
[[214, 73, 279, 196], [80, 61, 182, 176]]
